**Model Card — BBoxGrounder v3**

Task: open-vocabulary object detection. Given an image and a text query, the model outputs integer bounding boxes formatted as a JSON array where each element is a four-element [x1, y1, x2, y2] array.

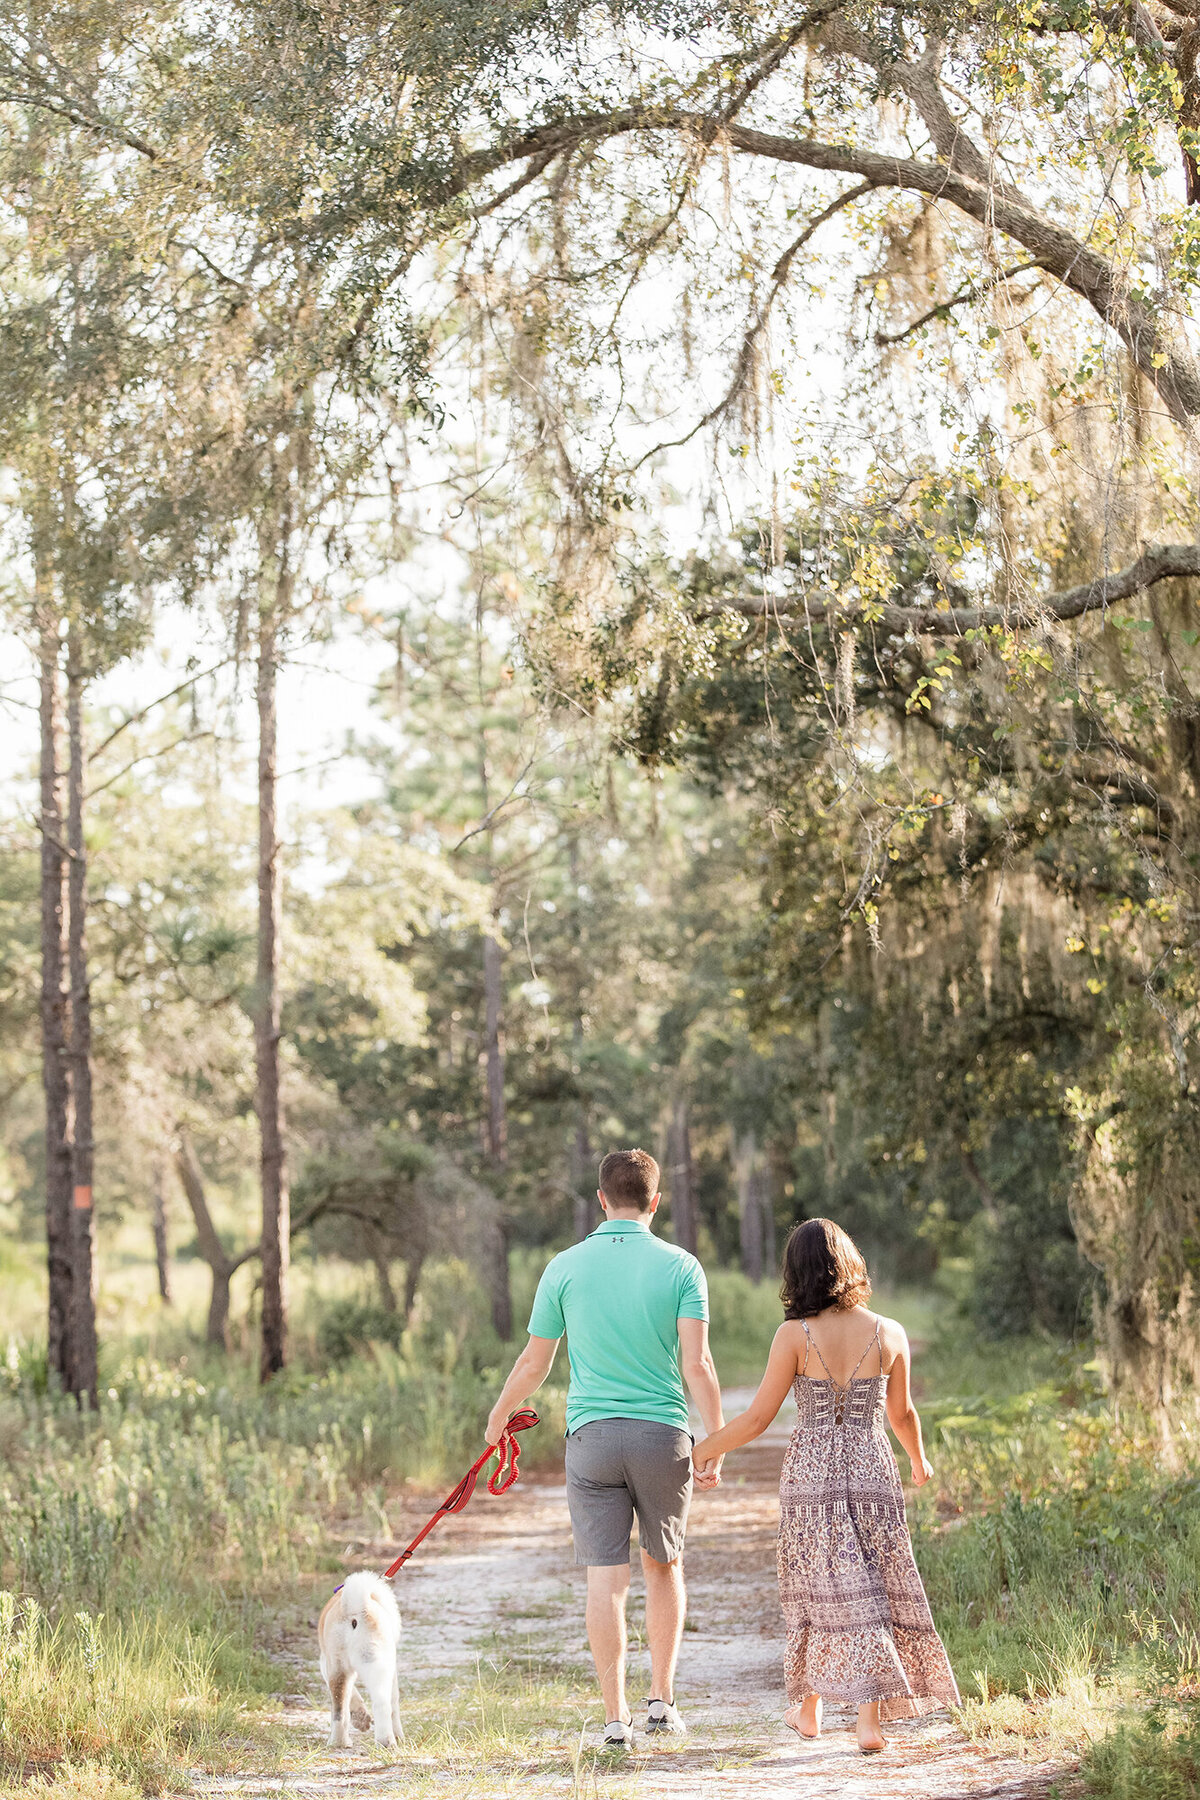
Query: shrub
[[316, 1299, 405, 1363], [704, 1269, 781, 1382], [1082, 1705, 1200, 1798]]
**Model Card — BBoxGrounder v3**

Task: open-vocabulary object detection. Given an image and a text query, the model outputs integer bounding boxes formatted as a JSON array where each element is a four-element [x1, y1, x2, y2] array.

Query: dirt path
[[201, 1399, 1077, 1800]]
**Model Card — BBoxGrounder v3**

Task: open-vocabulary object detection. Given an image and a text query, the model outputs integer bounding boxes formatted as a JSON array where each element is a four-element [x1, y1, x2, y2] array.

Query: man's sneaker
[[601, 1717, 634, 1751], [646, 1699, 687, 1735]]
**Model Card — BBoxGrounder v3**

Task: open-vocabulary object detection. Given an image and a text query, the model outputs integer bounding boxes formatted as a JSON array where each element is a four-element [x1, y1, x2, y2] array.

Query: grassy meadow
[[0, 1235, 1195, 1796]]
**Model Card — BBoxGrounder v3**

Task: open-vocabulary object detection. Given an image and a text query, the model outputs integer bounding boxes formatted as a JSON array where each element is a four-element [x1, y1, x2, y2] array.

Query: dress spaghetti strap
[[845, 1320, 882, 1385], [800, 1317, 881, 1388], [800, 1319, 836, 1382]]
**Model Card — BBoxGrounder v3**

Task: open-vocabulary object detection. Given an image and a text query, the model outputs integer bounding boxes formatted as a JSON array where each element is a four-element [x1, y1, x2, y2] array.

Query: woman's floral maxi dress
[[777, 1319, 960, 1720]]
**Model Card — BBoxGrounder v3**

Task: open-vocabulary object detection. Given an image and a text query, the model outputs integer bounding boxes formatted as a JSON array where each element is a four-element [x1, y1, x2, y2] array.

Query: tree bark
[[483, 929, 508, 1166], [817, 999, 838, 1197], [759, 1156, 777, 1276], [152, 1159, 172, 1304], [371, 1236, 398, 1313], [571, 1112, 593, 1242], [64, 634, 98, 1407], [481, 882, 512, 1338], [403, 1249, 426, 1322], [474, 603, 511, 1337], [255, 587, 289, 1380], [36, 586, 72, 1386], [734, 1128, 765, 1283], [670, 1095, 699, 1255], [485, 1210, 513, 1340], [567, 837, 594, 1243], [175, 1133, 254, 1351], [960, 1148, 1001, 1224]]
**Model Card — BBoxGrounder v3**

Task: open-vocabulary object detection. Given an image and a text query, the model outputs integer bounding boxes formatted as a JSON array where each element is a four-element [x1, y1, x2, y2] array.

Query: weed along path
[[201, 1397, 1077, 1800]]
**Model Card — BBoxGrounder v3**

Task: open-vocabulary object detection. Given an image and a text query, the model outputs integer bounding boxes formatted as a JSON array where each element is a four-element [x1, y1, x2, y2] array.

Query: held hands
[[692, 1438, 723, 1490], [910, 1454, 934, 1488]]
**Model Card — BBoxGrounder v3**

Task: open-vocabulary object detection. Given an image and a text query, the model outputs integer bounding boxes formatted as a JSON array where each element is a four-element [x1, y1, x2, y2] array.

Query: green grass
[[0, 1247, 566, 1794], [0, 1598, 265, 1798], [895, 1321, 1200, 1781], [256, 1650, 706, 1800], [1081, 1704, 1200, 1798]]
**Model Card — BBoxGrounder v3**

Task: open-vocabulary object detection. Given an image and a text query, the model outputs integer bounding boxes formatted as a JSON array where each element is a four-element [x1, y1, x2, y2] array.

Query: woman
[[693, 1217, 959, 1754]]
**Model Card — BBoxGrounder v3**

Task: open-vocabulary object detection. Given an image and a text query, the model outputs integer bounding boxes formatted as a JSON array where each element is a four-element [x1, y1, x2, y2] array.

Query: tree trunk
[[207, 1263, 235, 1351], [759, 1156, 777, 1276], [371, 1237, 398, 1313], [481, 907, 512, 1339], [64, 637, 98, 1407], [960, 1148, 1001, 1223], [571, 1112, 593, 1242], [403, 1249, 426, 1322], [485, 1212, 513, 1340], [817, 998, 838, 1197], [734, 1129, 765, 1283], [670, 1095, 699, 1255], [1071, 1094, 1200, 1455], [568, 840, 593, 1244], [482, 929, 507, 1164], [174, 1133, 250, 1351], [152, 1160, 172, 1305], [36, 589, 72, 1385], [475, 645, 510, 1337], [255, 589, 289, 1381]]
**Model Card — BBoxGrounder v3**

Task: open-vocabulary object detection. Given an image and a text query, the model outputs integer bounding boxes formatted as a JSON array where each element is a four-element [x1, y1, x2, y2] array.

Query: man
[[485, 1147, 725, 1750]]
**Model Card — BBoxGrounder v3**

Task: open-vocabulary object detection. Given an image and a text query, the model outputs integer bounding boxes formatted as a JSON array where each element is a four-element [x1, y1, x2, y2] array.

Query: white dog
[[318, 1572, 403, 1748]]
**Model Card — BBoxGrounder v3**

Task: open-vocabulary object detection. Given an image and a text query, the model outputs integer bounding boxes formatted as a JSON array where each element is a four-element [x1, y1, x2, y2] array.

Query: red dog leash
[[380, 1408, 540, 1579]]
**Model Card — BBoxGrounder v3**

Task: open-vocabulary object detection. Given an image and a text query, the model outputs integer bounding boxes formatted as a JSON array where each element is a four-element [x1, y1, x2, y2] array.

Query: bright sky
[[0, 602, 398, 826]]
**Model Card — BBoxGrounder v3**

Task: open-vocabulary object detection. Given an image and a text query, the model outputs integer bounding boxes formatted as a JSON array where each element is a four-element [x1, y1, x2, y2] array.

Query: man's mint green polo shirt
[[527, 1220, 708, 1433]]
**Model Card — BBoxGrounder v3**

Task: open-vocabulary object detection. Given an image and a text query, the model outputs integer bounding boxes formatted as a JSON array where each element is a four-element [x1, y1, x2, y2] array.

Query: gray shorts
[[564, 1418, 693, 1566]]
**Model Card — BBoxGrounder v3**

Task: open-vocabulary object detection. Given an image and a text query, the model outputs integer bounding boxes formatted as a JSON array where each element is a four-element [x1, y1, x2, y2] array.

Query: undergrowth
[[905, 1324, 1200, 1786]]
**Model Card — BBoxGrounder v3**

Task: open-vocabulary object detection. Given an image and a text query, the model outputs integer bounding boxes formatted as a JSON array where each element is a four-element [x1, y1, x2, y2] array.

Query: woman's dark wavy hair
[[781, 1217, 872, 1319]]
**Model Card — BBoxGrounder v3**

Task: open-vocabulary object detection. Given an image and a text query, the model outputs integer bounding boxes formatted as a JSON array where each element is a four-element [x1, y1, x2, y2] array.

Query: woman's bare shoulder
[[773, 1319, 809, 1344], [873, 1314, 911, 1355]]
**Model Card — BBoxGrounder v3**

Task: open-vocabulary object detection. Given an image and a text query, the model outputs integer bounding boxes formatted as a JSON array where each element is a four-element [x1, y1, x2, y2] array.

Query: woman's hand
[[910, 1453, 934, 1487], [692, 1438, 723, 1488]]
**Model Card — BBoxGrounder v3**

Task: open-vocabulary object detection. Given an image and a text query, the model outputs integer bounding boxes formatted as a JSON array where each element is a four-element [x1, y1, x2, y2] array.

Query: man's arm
[[677, 1316, 725, 1489], [485, 1334, 560, 1448]]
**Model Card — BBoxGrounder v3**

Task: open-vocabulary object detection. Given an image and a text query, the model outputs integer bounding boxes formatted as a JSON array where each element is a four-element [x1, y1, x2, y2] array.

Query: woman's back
[[788, 1304, 899, 1387]]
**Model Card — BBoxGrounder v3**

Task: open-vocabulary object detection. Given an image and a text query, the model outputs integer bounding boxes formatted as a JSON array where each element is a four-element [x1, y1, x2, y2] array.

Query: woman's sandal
[[784, 1699, 822, 1739]]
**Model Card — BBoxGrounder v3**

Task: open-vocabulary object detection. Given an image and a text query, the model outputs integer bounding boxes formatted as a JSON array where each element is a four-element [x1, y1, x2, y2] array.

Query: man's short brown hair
[[598, 1148, 659, 1211]]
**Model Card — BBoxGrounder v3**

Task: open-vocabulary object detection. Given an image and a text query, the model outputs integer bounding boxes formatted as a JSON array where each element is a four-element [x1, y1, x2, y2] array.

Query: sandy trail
[[200, 1396, 1075, 1799]]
